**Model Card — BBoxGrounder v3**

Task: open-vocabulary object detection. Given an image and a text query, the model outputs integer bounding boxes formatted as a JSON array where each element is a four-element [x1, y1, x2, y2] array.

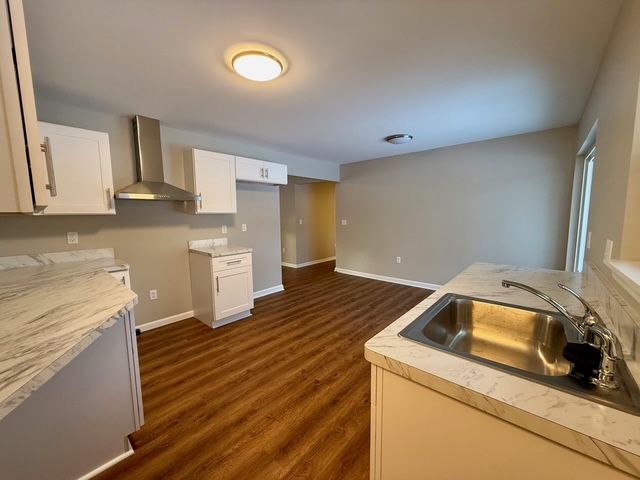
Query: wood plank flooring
[[98, 261, 431, 479]]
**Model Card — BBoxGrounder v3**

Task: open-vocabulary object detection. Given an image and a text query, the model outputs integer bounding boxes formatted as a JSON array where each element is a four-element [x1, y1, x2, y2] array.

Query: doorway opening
[[279, 176, 336, 276]]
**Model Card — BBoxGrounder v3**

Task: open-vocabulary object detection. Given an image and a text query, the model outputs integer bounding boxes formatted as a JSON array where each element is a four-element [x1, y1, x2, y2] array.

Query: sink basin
[[399, 293, 640, 415]]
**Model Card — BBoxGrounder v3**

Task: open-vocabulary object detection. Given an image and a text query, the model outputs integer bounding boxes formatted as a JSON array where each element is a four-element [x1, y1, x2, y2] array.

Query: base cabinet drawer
[[211, 253, 252, 272]]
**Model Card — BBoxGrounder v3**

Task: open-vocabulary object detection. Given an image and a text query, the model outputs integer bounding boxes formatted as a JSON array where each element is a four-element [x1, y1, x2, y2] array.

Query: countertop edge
[[0, 261, 138, 422], [0, 306, 132, 422], [188, 247, 253, 257]]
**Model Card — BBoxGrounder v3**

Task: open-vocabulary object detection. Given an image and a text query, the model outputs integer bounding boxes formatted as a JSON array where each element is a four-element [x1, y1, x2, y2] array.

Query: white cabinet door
[[236, 156, 288, 185], [190, 149, 237, 213], [264, 161, 288, 185], [213, 266, 254, 320], [38, 122, 115, 215], [235, 156, 265, 182], [0, 0, 48, 213]]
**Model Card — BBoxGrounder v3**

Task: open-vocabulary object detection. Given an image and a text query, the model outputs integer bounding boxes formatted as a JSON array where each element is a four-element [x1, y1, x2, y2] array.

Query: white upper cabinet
[[0, 0, 49, 214], [235, 156, 288, 185], [184, 148, 237, 214], [264, 161, 287, 184], [38, 122, 115, 215]]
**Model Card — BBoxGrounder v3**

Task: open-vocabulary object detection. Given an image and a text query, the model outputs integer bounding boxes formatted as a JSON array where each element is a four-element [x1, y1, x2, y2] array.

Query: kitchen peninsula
[[367, 263, 640, 479], [0, 250, 142, 480]]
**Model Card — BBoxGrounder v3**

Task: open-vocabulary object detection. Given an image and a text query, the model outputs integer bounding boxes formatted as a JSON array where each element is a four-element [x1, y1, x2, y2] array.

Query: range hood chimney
[[115, 116, 200, 201]]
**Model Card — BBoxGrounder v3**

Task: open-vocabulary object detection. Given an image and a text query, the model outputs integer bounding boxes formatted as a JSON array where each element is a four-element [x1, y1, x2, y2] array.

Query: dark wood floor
[[98, 261, 431, 479]]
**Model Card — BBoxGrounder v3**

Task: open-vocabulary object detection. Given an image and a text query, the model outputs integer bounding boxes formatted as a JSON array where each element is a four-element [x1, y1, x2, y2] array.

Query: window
[[573, 146, 596, 273]]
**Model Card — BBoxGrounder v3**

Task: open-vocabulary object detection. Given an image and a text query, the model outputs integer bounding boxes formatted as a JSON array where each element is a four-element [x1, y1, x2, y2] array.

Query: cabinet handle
[[265, 168, 269, 179], [106, 187, 115, 210], [199, 192, 203, 210], [216, 276, 220, 294], [40, 137, 57, 197], [226, 259, 242, 266]]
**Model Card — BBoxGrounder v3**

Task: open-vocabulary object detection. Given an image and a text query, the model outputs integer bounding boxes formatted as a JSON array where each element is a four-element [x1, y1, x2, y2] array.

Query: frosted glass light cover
[[232, 51, 283, 82]]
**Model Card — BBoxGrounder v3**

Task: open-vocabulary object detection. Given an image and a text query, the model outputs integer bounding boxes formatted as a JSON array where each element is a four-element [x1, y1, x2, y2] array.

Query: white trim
[[136, 285, 285, 332], [137, 310, 194, 332], [212, 310, 251, 328], [77, 439, 134, 480], [335, 267, 441, 290], [254, 284, 285, 298], [281, 257, 336, 269]]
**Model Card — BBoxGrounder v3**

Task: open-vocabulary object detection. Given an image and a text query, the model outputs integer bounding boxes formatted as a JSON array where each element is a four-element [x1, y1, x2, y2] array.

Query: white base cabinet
[[370, 366, 634, 480], [184, 148, 237, 214], [189, 252, 254, 328]]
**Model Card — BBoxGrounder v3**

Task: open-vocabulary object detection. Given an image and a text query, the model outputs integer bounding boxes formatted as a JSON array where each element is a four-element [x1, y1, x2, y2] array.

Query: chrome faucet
[[502, 280, 620, 389]]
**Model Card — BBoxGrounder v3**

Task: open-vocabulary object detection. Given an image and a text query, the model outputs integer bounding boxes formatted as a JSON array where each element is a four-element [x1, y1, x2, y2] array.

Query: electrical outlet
[[396, 256, 402, 264], [149, 289, 158, 301], [242, 223, 247, 232], [299, 219, 303, 225], [221, 225, 228, 234], [341, 219, 348, 226], [66, 232, 79, 244], [282, 247, 285, 254]]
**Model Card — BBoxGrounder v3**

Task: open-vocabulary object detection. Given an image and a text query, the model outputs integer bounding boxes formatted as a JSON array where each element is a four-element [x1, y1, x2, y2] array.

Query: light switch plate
[[66, 232, 79, 244], [396, 256, 402, 264], [341, 219, 348, 226], [299, 219, 303, 225], [604, 239, 614, 260], [221, 225, 228, 234], [149, 289, 158, 300]]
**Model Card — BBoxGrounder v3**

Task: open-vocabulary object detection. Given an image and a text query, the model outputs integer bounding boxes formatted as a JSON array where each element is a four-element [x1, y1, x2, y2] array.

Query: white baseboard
[[137, 310, 194, 332], [212, 310, 252, 329], [136, 285, 285, 332], [281, 256, 336, 269], [254, 284, 285, 298], [334, 267, 441, 291], [78, 439, 134, 480]]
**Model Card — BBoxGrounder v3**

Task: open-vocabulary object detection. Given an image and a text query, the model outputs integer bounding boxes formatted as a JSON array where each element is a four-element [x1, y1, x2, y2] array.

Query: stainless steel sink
[[399, 293, 640, 415]]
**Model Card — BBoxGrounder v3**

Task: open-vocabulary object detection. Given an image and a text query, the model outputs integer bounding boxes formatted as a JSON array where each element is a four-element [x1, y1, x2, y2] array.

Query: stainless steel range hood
[[115, 116, 200, 201]]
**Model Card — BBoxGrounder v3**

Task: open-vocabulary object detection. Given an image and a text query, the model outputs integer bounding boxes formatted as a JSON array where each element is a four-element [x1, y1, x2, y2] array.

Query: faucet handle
[[557, 283, 600, 325]]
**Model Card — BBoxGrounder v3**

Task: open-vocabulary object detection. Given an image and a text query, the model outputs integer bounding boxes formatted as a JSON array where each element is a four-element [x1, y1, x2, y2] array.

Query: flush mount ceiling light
[[231, 50, 284, 82], [384, 134, 414, 145]]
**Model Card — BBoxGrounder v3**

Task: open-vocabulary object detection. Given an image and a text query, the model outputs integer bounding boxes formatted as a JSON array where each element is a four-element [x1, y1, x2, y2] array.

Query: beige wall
[[336, 126, 577, 285], [279, 182, 297, 265], [579, 0, 640, 263], [295, 182, 336, 264], [0, 97, 339, 325], [279, 180, 336, 266]]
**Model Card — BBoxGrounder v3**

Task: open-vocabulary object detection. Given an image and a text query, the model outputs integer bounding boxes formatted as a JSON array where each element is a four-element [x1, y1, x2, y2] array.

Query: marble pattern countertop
[[365, 263, 640, 477], [0, 257, 137, 421], [189, 239, 252, 258]]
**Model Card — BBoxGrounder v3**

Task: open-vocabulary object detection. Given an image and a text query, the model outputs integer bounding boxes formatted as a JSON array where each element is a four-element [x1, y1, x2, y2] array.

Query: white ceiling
[[23, 0, 621, 164]]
